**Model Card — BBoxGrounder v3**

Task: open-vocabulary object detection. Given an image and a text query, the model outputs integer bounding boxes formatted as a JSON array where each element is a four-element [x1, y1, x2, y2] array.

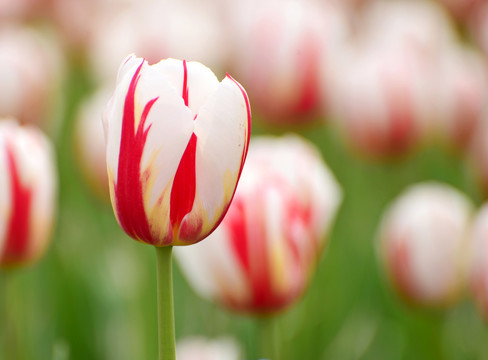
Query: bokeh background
[[2, 0, 488, 359]]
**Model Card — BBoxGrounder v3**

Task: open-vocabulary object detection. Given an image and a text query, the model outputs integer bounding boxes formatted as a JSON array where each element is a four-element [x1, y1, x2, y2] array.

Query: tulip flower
[[0, 119, 57, 268], [0, 24, 65, 130], [104, 54, 250, 360], [176, 135, 342, 313], [175, 135, 341, 359], [176, 337, 241, 360], [229, 0, 348, 125], [377, 183, 473, 307], [469, 204, 488, 320], [74, 87, 111, 202]]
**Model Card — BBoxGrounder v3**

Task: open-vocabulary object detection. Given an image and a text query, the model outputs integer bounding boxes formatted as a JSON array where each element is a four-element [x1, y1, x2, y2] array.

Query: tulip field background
[[4, 0, 488, 359], [1, 63, 485, 360]]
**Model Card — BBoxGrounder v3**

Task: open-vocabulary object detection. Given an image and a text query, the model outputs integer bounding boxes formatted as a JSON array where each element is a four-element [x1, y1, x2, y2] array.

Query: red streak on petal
[[1, 143, 33, 265], [170, 133, 197, 232], [114, 60, 159, 244], [182, 60, 189, 106]]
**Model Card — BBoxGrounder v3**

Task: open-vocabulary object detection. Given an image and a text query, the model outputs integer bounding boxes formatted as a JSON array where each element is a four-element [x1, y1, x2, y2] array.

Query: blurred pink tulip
[[230, 0, 348, 125], [176, 337, 241, 360], [468, 2, 488, 56], [466, 113, 488, 197], [332, 47, 433, 159], [89, 1, 228, 84], [176, 135, 342, 314], [104, 54, 251, 246], [378, 183, 473, 307], [432, 47, 488, 150], [0, 24, 64, 129], [74, 88, 111, 202], [469, 204, 488, 320], [436, 0, 483, 21], [0, 119, 57, 268]]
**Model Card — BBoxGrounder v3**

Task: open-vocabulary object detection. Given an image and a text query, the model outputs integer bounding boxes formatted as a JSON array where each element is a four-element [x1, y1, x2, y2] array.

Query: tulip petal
[[151, 58, 220, 116], [175, 75, 251, 243], [106, 57, 195, 245]]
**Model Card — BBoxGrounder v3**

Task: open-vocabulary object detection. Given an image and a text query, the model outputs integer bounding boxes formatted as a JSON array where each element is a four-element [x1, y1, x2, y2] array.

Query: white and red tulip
[[176, 135, 342, 314], [378, 183, 473, 307], [0, 119, 57, 268], [104, 54, 251, 246]]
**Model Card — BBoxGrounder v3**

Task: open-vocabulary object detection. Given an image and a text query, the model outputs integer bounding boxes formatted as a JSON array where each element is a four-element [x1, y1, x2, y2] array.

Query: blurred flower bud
[[176, 135, 342, 314], [332, 46, 433, 159], [432, 46, 488, 150], [378, 182, 473, 307], [0, 119, 57, 268], [468, 204, 488, 320], [0, 24, 65, 130], [104, 54, 251, 246], [74, 87, 111, 202], [229, 0, 348, 125], [176, 337, 241, 360], [89, 1, 228, 84]]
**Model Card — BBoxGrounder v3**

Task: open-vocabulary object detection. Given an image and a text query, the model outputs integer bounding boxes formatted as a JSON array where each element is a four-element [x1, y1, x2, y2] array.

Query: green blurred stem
[[1, 272, 20, 360], [155, 246, 176, 360], [259, 315, 281, 360]]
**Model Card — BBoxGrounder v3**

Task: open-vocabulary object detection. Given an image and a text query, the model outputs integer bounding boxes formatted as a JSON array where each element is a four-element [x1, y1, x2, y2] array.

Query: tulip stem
[[259, 315, 281, 360], [155, 246, 176, 360]]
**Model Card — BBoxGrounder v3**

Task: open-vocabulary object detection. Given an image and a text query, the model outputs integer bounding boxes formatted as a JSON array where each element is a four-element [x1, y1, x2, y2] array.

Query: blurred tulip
[[378, 183, 473, 307], [467, 112, 488, 197], [331, 0, 465, 159], [176, 135, 342, 314], [0, 119, 57, 268], [435, 0, 483, 21], [230, 0, 348, 125], [331, 46, 433, 159], [0, 0, 45, 20], [74, 88, 111, 202], [468, 204, 488, 320], [468, 2, 488, 56], [176, 337, 241, 360], [104, 54, 251, 246], [0, 24, 65, 130], [89, 1, 228, 84], [432, 47, 488, 150]]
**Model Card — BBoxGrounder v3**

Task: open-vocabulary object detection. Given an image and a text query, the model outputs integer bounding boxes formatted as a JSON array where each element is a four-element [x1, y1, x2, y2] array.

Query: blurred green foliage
[[1, 59, 488, 360]]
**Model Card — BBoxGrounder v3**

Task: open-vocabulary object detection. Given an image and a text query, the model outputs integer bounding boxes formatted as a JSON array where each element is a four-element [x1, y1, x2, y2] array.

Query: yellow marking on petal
[[269, 240, 289, 297], [107, 166, 120, 225], [141, 148, 173, 246]]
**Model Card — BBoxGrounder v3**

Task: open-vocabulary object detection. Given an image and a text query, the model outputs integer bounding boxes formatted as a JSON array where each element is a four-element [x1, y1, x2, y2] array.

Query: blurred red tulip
[[469, 204, 488, 320], [230, 0, 348, 125], [378, 183, 473, 307], [0, 119, 57, 268], [0, 24, 65, 129], [104, 54, 251, 246], [176, 135, 342, 314]]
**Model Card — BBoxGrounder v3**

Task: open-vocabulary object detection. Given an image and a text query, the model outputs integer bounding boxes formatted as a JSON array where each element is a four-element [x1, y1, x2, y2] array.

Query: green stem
[[2, 272, 20, 360], [259, 315, 281, 360], [155, 246, 176, 360]]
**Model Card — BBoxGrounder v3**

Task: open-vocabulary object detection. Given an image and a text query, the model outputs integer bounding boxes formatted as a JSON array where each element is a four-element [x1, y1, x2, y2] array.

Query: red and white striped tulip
[[103, 54, 251, 247], [378, 183, 473, 307], [175, 135, 342, 314], [469, 204, 488, 320], [0, 119, 57, 268]]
